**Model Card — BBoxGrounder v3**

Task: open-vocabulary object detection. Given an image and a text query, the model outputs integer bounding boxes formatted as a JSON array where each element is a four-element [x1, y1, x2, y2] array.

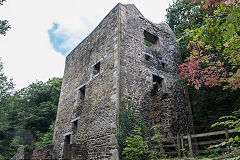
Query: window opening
[[93, 62, 100, 75], [144, 30, 158, 47], [72, 120, 78, 130], [77, 85, 85, 103], [145, 54, 151, 61], [63, 134, 71, 159], [64, 135, 71, 145], [162, 62, 166, 68], [152, 75, 163, 94]]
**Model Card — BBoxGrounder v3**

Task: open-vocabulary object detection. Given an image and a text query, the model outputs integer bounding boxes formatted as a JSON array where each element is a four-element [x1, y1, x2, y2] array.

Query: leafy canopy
[[0, 59, 62, 159], [179, 0, 240, 90], [0, 0, 10, 36], [166, 0, 240, 132]]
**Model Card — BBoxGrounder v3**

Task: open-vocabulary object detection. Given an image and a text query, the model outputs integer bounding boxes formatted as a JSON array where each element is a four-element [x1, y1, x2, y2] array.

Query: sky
[[0, 0, 174, 90]]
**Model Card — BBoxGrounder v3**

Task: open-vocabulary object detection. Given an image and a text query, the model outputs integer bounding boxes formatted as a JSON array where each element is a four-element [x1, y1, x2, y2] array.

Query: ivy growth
[[117, 103, 145, 159], [122, 127, 151, 160]]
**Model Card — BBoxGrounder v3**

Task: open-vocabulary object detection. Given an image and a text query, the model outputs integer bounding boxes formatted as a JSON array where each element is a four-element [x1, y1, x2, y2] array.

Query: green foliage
[[166, 0, 205, 38], [122, 127, 151, 160], [9, 136, 25, 155], [209, 108, 240, 153], [34, 122, 55, 149], [0, 59, 62, 159], [0, 20, 10, 36], [117, 103, 145, 158], [121, 124, 171, 160], [144, 40, 153, 47], [0, 59, 14, 99], [166, 0, 240, 133], [166, 0, 208, 59], [0, 0, 10, 36], [189, 86, 240, 132], [212, 109, 240, 131], [0, 58, 15, 158], [150, 125, 167, 158], [117, 103, 169, 160], [228, 156, 240, 160], [151, 125, 166, 144], [179, 2, 240, 90], [9, 78, 61, 138]]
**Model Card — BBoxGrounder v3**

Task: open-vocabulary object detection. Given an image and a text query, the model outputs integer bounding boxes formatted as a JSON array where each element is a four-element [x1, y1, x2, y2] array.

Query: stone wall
[[53, 3, 120, 159], [10, 145, 24, 160], [53, 3, 192, 160], [119, 4, 192, 136], [62, 144, 87, 160], [31, 145, 53, 160]]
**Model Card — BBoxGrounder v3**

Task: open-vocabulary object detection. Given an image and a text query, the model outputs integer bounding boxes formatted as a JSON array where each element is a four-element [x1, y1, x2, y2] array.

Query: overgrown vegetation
[[122, 127, 151, 160], [0, 0, 239, 159], [209, 108, 240, 152], [166, 0, 240, 158], [117, 103, 169, 160], [166, 0, 208, 59], [150, 125, 168, 159], [166, 0, 240, 133], [117, 103, 145, 159], [0, 59, 61, 159]]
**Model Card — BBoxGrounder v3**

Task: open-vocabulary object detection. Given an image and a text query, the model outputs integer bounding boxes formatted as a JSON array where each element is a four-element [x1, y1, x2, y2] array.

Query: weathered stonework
[[10, 145, 24, 160], [53, 3, 192, 159], [31, 145, 54, 160]]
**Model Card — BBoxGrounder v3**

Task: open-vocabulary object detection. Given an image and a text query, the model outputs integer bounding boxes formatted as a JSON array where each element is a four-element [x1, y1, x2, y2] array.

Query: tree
[[34, 122, 55, 150], [0, 58, 14, 103], [0, 74, 62, 158], [0, 0, 10, 36], [166, 0, 207, 38], [14, 78, 62, 136], [166, 0, 240, 132], [0, 58, 15, 158], [190, 0, 240, 9], [122, 127, 151, 160], [166, 0, 209, 59], [179, 0, 240, 90]]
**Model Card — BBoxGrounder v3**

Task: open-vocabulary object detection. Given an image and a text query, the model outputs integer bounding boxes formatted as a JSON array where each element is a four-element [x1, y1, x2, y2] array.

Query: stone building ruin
[[53, 3, 192, 159]]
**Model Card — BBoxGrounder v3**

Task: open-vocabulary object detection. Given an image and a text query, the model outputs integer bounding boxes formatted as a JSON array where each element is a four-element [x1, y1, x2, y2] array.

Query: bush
[[122, 127, 151, 160], [117, 103, 145, 158]]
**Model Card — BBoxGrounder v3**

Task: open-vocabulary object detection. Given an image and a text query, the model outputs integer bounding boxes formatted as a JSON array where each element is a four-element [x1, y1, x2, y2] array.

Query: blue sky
[[48, 23, 70, 56], [0, 0, 174, 89]]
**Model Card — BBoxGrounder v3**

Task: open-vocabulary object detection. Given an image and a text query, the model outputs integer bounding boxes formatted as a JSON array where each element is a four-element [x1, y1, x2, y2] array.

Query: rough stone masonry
[[52, 3, 193, 160]]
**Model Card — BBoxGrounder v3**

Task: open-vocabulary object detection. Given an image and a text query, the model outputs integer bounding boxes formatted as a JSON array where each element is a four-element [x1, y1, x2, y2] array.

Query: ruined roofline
[[120, 4, 177, 40], [65, 3, 143, 59], [65, 3, 122, 59], [157, 22, 178, 40], [65, 3, 177, 60], [138, 16, 177, 40]]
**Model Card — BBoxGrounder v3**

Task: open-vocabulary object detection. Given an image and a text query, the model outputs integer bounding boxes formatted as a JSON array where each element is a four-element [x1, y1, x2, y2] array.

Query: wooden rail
[[182, 129, 236, 139], [163, 129, 238, 158]]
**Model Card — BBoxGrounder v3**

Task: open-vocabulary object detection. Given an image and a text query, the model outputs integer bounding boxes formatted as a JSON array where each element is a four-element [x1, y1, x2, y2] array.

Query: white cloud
[[0, 0, 173, 90]]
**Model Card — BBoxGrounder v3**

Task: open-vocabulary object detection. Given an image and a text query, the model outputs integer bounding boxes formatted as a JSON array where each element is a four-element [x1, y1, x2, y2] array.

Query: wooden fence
[[162, 129, 238, 158]]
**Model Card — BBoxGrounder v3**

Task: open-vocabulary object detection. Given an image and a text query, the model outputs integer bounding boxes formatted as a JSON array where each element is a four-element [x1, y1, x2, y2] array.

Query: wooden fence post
[[187, 134, 194, 158], [180, 135, 185, 157], [225, 128, 231, 153], [177, 135, 181, 158]]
